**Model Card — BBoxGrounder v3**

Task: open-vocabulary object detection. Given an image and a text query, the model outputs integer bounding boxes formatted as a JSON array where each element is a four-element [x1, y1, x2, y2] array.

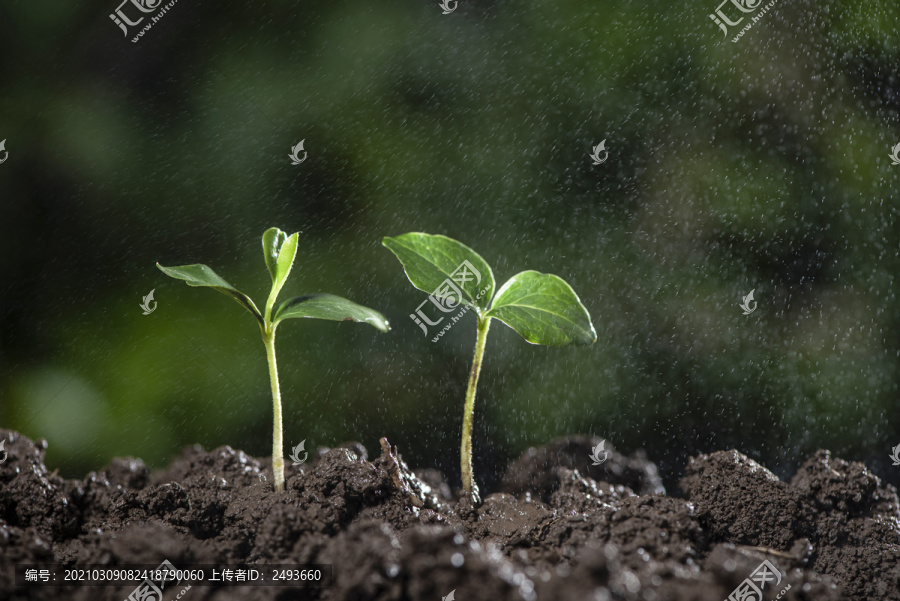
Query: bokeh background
[[1, 0, 899, 493]]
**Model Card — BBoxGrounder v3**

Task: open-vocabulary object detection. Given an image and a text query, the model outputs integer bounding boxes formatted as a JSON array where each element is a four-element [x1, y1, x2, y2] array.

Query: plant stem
[[262, 328, 285, 492], [461, 315, 491, 502]]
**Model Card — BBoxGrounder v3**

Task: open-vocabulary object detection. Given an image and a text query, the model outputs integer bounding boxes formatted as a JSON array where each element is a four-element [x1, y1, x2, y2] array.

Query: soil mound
[[1, 429, 897, 600]]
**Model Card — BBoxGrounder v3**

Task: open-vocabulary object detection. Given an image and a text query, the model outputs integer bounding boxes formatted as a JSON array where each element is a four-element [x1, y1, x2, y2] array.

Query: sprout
[[158, 227, 389, 491], [383, 233, 595, 502]]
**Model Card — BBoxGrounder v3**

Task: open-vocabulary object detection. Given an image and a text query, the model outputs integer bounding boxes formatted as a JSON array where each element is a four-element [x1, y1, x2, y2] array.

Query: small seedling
[[383, 233, 595, 501], [158, 227, 390, 492]]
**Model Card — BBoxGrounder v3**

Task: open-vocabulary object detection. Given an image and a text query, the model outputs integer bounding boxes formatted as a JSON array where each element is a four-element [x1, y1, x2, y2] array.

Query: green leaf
[[274, 294, 390, 332], [156, 262, 263, 325], [382, 233, 495, 313], [262, 227, 299, 304], [486, 271, 596, 346]]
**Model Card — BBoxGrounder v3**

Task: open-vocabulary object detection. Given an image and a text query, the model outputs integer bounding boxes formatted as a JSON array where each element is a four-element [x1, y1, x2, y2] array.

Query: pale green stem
[[461, 316, 491, 501], [262, 327, 285, 492]]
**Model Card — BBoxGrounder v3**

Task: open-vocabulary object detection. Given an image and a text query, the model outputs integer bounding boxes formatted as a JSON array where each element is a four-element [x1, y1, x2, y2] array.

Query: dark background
[[1, 0, 899, 494]]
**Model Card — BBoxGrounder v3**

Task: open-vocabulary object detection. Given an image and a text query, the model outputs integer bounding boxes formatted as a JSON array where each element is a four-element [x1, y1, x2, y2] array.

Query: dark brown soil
[[1, 428, 898, 600]]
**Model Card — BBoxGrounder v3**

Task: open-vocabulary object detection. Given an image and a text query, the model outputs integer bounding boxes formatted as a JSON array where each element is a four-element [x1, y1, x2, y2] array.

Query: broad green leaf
[[486, 271, 596, 346], [382, 233, 495, 312], [262, 227, 299, 304], [274, 294, 390, 332], [156, 262, 263, 325]]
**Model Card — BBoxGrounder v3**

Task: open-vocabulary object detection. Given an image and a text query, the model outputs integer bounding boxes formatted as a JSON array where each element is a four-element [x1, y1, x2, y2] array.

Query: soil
[[1, 428, 898, 601]]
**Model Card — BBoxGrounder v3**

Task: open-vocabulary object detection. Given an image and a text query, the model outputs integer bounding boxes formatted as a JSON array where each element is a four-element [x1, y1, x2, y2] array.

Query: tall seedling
[[383, 233, 595, 501], [159, 227, 390, 491]]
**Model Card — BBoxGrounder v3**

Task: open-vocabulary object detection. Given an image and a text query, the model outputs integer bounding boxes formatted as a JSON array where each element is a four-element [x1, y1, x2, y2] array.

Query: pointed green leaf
[[262, 227, 299, 301], [382, 233, 495, 313], [156, 262, 263, 325], [274, 294, 390, 332], [486, 271, 596, 346]]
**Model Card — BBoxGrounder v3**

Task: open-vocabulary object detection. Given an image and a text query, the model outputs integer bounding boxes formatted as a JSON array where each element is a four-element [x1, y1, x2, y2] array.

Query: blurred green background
[[1, 0, 899, 493]]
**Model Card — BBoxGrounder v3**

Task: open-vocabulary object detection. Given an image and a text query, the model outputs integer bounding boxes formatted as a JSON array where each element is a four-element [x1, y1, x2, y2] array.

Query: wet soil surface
[[1, 428, 898, 600]]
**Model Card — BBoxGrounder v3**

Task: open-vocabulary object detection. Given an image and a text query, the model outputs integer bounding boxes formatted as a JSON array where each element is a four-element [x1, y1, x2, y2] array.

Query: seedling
[[383, 233, 596, 501], [158, 227, 390, 492]]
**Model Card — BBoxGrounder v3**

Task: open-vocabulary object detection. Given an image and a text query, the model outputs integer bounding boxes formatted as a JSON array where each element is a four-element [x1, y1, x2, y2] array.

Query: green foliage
[[382, 233, 495, 312], [487, 271, 596, 346], [155, 263, 263, 325], [3, 0, 897, 486], [383, 232, 595, 345], [383, 232, 595, 499], [262, 228, 299, 321], [158, 228, 389, 335], [158, 227, 389, 490], [274, 293, 390, 331]]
